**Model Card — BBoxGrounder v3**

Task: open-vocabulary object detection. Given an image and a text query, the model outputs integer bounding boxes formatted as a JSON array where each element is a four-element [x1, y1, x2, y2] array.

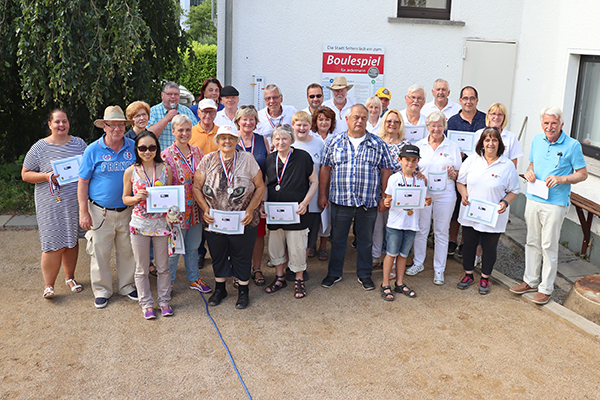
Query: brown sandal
[[294, 279, 306, 299], [265, 275, 287, 294]]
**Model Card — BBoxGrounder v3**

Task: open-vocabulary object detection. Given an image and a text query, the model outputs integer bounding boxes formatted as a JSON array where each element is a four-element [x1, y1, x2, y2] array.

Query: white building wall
[[216, 0, 523, 111], [512, 0, 600, 236]]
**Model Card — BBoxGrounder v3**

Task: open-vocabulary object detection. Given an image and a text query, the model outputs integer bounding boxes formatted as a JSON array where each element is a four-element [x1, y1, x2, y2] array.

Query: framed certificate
[[463, 198, 500, 228], [146, 185, 186, 213], [51, 155, 82, 185], [392, 186, 427, 209], [427, 171, 447, 193], [265, 202, 300, 224], [448, 130, 477, 154], [207, 210, 245, 235], [405, 125, 427, 144]]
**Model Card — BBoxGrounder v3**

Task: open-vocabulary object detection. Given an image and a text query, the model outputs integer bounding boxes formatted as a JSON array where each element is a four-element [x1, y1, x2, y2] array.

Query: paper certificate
[[463, 199, 500, 228], [146, 185, 186, 213], [405, 126, 426, 144], [392, 186, 427, 209], [527, 179, 549, 200], [320, 204, 331, 232], [51, 155, 82, 185], [265, 202, 300, 224], [207, 210, 245, 235], [428, 171, 447, 193], [448, 130, 476, 154]]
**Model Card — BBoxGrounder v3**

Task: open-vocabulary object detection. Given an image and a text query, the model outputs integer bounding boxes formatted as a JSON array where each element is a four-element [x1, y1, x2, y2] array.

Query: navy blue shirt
[[447, 110, 487, 132]]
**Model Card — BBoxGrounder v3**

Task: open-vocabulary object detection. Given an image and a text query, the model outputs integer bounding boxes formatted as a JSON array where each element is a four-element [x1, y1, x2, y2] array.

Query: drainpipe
[[223, 0, 233, 85]]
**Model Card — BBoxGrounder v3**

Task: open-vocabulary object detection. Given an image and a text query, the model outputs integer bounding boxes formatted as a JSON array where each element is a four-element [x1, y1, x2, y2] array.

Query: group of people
[[22, 75, 587, 318]]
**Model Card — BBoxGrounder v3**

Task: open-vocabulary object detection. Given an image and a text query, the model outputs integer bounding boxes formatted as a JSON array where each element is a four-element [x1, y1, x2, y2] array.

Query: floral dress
[[129, 164, 170, 236]]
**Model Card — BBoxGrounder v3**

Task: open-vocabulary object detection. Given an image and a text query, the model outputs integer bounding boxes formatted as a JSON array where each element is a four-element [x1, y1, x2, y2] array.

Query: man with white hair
[[400, 85, 427, 127], [322, 76, 356, 135], [510, 107, 587, 305], [256, 84, 297, 140], [421, 79, 460, 118]]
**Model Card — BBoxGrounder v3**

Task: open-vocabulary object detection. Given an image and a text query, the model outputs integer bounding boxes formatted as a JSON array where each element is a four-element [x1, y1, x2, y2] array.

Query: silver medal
[[227, 187, 233, 194], [275, 184, 281, 191]]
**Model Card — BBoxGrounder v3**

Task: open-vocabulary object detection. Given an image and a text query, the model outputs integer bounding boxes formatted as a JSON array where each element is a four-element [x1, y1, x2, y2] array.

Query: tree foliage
[[0, 0, 186, 163], [178, 42, 217, 95], [186, 1, 217, 45]]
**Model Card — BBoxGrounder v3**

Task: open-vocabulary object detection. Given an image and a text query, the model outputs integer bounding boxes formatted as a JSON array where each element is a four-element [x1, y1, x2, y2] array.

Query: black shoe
[[208, 288, 227, 306], [456, 244, 463, 259], [236, 288, 249, 309], [94, 297, 108, 309], [447, 242, 457, 256], [198, 256, 205, 269], [321, 275, 342, 288], [126, 290, 138, 301], [285, 267, 310, 282], [358, 277, 375, 291]]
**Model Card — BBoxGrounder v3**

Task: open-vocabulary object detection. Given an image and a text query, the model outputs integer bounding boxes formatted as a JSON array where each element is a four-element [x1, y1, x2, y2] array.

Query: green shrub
[[0, 155, 35, 214], [178, 42, 217, 96]]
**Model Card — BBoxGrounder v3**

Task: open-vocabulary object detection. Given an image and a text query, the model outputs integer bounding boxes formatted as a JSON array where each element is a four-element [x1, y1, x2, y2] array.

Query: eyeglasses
[[163, 91, 179, 97], [407, 96, 425, 102], [104, 122, 126, 130], [200, 109, 217, 114], [137, 145, 157, 153], [461, 96, 477, 102], [309, 94, 323, 99], [265, 96, 281, 101], [386, 119, 401, 125], [489, 113, 504, 118]]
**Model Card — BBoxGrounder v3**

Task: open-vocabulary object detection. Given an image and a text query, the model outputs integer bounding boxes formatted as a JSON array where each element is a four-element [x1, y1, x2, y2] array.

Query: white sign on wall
[[322, 43, 385, 105]]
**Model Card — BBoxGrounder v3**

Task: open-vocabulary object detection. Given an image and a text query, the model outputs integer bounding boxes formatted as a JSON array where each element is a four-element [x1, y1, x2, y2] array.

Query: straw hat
[[94, 106, 133, 128], [326, 76, 354, 91]]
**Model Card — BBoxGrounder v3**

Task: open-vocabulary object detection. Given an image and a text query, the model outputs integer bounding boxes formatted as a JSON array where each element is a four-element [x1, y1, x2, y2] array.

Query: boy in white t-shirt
[[381, 144, 431, 301]]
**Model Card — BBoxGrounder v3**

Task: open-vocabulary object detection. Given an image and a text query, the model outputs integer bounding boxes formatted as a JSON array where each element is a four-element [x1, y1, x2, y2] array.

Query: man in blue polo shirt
[[78, 106, 138, 309], [510, 107, 587, 305]]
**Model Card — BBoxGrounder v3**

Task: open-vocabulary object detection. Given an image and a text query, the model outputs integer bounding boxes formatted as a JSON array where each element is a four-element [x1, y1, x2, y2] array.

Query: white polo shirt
[[474, 128, 524, 162], [457, 154, 520, 233], [213, 109, 238, 132], [421, 100, 461, 119], [416, 136, 462, 194], [400, 109, 427, 127], [256, 105, 297, 140], [322, 97, 355, 135]]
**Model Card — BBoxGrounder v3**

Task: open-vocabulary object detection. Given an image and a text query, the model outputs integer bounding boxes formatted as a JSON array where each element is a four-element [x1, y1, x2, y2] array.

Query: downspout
[[223, 0, 233, 85]]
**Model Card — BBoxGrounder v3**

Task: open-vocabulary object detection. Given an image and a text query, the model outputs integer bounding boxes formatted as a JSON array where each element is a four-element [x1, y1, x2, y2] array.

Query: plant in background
[[0, 156, 35, 214], [178, 42, 217, 96]]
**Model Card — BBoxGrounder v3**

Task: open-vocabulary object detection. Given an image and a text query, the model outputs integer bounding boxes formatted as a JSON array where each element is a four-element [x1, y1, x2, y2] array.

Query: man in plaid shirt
[[318, 104, 395, 291]]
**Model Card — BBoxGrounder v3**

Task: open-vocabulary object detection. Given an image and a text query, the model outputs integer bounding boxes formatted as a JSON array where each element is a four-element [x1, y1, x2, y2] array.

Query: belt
[[90, 199, 128, 212]]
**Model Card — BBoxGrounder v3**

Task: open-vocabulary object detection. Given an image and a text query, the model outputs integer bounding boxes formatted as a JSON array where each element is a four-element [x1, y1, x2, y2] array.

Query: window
[[572, 55, 600, 159], [397, 0, 451, 20]]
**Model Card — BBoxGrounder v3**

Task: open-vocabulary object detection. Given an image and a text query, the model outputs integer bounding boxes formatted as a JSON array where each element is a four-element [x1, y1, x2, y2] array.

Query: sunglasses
[[137, 145, 157, 153], [240, 104, 256, 110], [309, 94, 323, 99]]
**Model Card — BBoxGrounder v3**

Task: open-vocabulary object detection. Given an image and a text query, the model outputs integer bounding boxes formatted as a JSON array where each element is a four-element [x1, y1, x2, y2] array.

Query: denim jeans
[[169, 223, 203, 285], [328, 203, 378, 279]]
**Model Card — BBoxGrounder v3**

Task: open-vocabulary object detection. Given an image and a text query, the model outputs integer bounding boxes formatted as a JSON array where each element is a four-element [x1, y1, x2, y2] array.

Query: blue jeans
[[169, 223, 203, 285], [385, 227, 416, 258], [328, 203, 378, 279]]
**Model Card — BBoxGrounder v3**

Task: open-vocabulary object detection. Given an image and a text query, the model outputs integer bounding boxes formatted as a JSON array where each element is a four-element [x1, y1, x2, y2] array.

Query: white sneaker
[[405, 264, 424, 276], [433, 271, 445, 285], [474, 255, 482, 268]]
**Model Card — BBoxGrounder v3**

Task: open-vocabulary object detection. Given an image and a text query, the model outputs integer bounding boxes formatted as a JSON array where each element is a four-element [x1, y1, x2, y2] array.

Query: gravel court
[[1, 229, 600, 399]]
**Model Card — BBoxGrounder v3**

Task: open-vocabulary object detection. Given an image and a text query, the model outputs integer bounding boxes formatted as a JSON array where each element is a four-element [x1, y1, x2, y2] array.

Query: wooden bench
[[570, 192, 600, 255]]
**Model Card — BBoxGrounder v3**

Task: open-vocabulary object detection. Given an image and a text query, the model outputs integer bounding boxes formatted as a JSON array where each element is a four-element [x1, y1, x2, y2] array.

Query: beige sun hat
[[213, 124, 240, 145], [93, 105, 133, 128], [326, 76, 354, 91]]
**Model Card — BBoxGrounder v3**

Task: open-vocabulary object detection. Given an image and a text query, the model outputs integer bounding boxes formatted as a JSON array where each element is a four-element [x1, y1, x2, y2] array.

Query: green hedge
[[178, 42, 217, 96]]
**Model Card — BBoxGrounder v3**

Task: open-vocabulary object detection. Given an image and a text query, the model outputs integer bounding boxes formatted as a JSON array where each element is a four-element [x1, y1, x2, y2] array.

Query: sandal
[[318, 249, 328, 261], [394, 283, 416, 298], [149, 262, 158, 277], [265, 275, 287, 294], [380, 285, 395, 301], [43, 286, 55, 299], [294, 279, 306, 299], [252, 269, 266, 286], [307, 247, 317, 258], [66, 278, 83, 293]]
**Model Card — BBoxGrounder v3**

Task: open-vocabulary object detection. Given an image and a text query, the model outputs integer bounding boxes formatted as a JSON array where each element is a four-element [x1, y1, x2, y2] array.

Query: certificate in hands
[[405, 126, 426, 144], [427, 171, 447, 193], [448, 130, 476, 154], [463, 198, 500, 228], [392, 186, 427, 209], [146, 185, 186, 213], [527, 179, 549, 200], [265, 202, 300, 224], [208, 210, 245, 235], [51, 155, 82, 185]]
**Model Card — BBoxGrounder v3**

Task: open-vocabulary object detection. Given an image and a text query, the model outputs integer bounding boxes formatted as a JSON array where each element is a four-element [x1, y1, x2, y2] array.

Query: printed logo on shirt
[[491, 173, 501, 179], [124, 151, 133, 160], [101, 154, 113, 161]]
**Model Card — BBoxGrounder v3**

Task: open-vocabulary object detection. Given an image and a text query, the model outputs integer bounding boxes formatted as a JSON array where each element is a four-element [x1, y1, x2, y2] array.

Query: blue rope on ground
[[199, 292, 252, 400]]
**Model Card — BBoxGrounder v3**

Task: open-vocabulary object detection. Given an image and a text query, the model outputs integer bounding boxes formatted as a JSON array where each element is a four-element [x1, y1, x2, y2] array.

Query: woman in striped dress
[[22, 109, 87, 299]]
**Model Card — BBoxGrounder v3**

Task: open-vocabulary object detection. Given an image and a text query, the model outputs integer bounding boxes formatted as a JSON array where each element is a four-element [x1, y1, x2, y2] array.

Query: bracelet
[[500, 199, 509, 207]]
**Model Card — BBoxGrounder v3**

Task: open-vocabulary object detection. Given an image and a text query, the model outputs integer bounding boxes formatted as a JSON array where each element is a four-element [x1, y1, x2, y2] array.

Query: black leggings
[[461, 226, 501, 276]]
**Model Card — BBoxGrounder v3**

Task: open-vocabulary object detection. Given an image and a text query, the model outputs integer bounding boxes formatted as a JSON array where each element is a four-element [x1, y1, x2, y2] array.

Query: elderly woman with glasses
[[264, 124, 318, 299], [194, 125, 265, 309]]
